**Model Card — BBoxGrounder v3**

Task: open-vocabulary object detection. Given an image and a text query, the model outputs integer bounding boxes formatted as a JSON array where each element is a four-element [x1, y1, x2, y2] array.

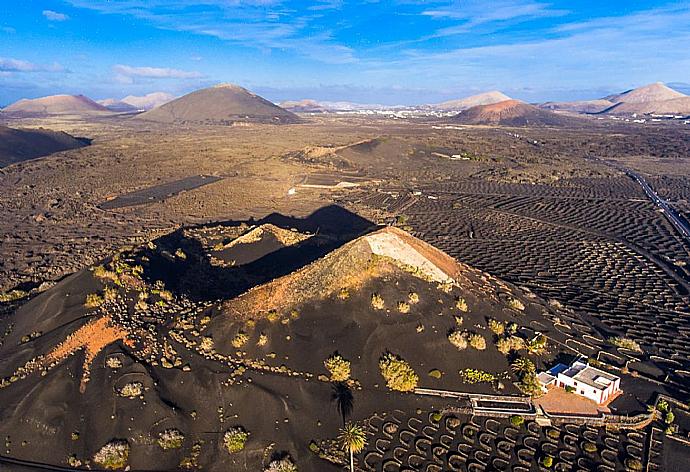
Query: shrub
[[408, 292, 419, 304], [496, 336, 526, 355], [460, 369, 495, 384], [257, 333, 268, 346], [546, 428, 560, 440], [468, 333, 486, 350], [416, 323, 425, 333], [106, 357, 122, 369], [223, 427, 249, 453], [397, 301, 410, 313], [506, 322, 518, 335], [337, 288, 350, 300], [455, 297, 468, 312], [371, 293, 385, 310], [175, 249, 187, 260], [665, 411, 675, 424], [324, 354, 351, 382], [379, 353, 418, 392], [625, 458, 643, 471], [93, 440, 129, 469], [565, 385, 576, 393], [488, 319, 505, 336], [267, 310, 281, 322], [541, 455, 553, 468], [265, 457, 298, 472], [85, 293, 104, 308], [231, 332, 249, 349], [657, 400, 669, 412], [103, 286, 118, 302], [431, 411, 443, 422], [158, 429, 184, 450], [527, 334, 547, 356], [438, 282, 453, 293], [582, 441, 597, 454], [119, 382, 143, 398], [0, 290, 28, 302], [454, 315, 464, 326], [199, 336, 214, 353], [448, 329, 468, 350], [609, 337, 643, 353], [510, 415, 524, 427], [508, 298, 525, 311], [428, 369, 442, 379]]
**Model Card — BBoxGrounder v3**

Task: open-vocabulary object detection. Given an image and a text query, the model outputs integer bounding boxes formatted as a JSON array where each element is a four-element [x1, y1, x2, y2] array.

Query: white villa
[[538, 359, 621, 405]]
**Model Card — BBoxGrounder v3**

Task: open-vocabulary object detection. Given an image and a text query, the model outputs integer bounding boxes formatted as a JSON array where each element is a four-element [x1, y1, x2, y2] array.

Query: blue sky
[[1, 1, 689, 105]]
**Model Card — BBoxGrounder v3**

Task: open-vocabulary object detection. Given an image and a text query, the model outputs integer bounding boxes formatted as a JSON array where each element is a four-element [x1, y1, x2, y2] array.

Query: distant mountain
[[279, 99, 328, 113], [604, 82, 686, 104], [97, 99, 140, 113], [431, 91, 512, 111], [452, 99, 581, 126], [0, 125, 88, 167], [3, 94, 110, 116], [137, 84, 300, 124], [539, 99, 614, 114], [602, 97, 690, 116], [121, 92, 175, 110]]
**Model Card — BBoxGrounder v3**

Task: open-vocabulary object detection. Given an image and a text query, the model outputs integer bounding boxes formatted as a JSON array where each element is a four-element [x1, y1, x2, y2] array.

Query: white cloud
[[42, 10, 70, 21], [0, 57, 65, 73], [113, 64, 204, 83]]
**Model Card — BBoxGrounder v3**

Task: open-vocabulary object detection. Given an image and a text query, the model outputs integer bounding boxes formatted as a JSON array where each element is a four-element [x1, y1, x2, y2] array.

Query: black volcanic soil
[[0, 125, 89, 167]]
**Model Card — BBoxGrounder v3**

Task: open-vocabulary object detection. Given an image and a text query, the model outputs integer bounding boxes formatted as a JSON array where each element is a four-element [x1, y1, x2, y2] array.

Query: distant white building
[[538, 359, 621, 405]]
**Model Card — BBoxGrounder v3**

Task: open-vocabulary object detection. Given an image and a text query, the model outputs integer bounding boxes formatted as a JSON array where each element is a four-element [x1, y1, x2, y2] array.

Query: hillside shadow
[[138, 205, 377, 302]]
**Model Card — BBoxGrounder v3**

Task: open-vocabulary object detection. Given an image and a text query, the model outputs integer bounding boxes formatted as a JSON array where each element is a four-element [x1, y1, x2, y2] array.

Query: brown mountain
[[138, 84, 300, 124], [279, 99, 328, 113], [604, 82, 686, 104], [539, 99, 614, 114], [3, 94, 110, 116], [432, 91, 512, 111], [0, 125, 89, 167], [602, 97, 690, 116], [452, 99, 581, 126]]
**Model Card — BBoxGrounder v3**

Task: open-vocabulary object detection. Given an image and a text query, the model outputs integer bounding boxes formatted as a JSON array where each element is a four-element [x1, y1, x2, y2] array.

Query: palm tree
[[511, 357, 535, 376], [338, 422, 366, 472]]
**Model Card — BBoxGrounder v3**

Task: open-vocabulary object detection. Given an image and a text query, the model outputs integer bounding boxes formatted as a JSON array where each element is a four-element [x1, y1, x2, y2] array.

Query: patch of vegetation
[[408, 292, 419, 304], [267, 310, 281, 322], [337, 288, 350, 300], [511, 357, 542, 396], [431, 411, 443, 422], [438, 282, 454, 293], [455, 297, 468, 312], [509, 415, 524, 427], [527, 334, 548, 355], [199, 336, 214, 353], [508, 298, 525, 311], [582, 441, 597, 454], [118, 382, 143, 398], [265, 456, 298, 472], [460, 368, 496, 384], [179, 441, 202, 469], [625, 458, 643, 471], [371, 293, 385, 310], [157, 429, 185, 450], [257, 333, 268, 346], [379, 353, 418, 392], [541, 455, 553, 468], [223, 427, 249, 453], [397, 301, 410, 313], [609, 336, 643, 353], [231, 331, 249, 348], [428, 369, 442, 379], [496, 335, 526, 355], [93, 440, 129, 469], [0, 290, 28, 303], [175, 248, 187, 260], [106, 357, 122, 369], [84, 293, 104, 308], [488, 318, 505, 336], [324, 353, 351, 382], [448, 329, 468, 350], [468, 333, 486, 350]]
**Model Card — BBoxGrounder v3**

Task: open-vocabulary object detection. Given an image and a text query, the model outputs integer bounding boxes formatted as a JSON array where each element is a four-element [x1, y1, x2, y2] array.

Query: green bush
[[582, 441, 597, 454], [324, 354, 351, 382], [460, 369, 495, 384], [625, 458, 643, 471], [509, 415, 524, 427], [93, 440, 129, 469], [431, 411, 443, 422], [541, 455, 553, 468], [428, 369, 443, 379], [157, 429, 184, 450], [379, 353, 418, 392], [223, 427, 249, 453], [468, 333, 486, 350]]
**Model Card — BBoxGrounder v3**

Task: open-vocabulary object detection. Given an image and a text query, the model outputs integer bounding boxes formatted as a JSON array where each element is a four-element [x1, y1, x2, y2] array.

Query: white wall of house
[[554, 373, 620, 404]]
